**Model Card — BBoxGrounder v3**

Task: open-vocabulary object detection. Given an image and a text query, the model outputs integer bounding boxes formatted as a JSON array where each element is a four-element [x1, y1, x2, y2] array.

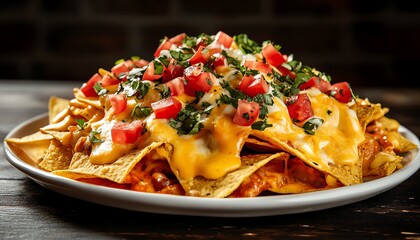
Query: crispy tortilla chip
[[368, 152, 403, 177], [387, 131, 417, 153], [40, 115, 76, 132], [376, 117, 417, 153], [5, 131, 53, 165], [39, 139, 72, 171], [49, 96, 70, 124], [39, 130, 71, 145], [247, 94, 366, 187], [70, 105, 104, 122], [352, 98, 388, 131], [73, 88, 103, 110], [53, 142, 171, 184], [378, 116, 400, 131], [232, 156, 333, 197], [243, 137, 279, 153], [180, 152, 289, 198], [250, 130, 363, 186]]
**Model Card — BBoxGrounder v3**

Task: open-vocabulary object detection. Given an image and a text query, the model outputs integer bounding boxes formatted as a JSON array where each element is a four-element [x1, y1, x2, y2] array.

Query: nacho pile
[[6, 32, 417, 198]]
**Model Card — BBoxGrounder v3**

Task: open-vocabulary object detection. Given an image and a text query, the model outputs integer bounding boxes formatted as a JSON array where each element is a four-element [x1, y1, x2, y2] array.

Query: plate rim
[[3, 113, 420, 217]]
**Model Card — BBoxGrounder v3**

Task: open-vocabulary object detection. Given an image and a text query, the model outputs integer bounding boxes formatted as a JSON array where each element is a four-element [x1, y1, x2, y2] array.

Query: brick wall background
[[1, 0, 419, 88]]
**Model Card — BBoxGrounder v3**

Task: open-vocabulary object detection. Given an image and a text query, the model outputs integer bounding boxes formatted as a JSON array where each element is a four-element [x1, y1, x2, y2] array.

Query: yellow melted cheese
[[306, 89, 365, 166], [146, 105, 249, 180], [89, 120, 136, 164], [87, 61, 364, 182], [263, 89, 364, 170]]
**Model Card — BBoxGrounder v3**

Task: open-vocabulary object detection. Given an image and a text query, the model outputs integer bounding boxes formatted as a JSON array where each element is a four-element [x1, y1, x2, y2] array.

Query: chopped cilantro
[[88, 130, 103, 143], [158, 55, 170, 67], [170, 105, 204, 135], [75, 119, 87, 130], [251, 119, 273, 131], [93, 82, 108, 96], [131, 104, 152, 119], [233, 34, 261, 54], [302, 118, 324, 135], [122, 80, 150, 99], [153, 60, 164, 75], [159, 84, 171, 98]]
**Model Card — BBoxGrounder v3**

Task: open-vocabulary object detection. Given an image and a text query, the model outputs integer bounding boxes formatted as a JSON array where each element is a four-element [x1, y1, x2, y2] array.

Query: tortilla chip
[[243, 137, 279, 154], [352, 98, 388, 131], [181, 152, 289, 198], [49, 96, 70, 124], [53, 142, 171, 184], [70, 105, 104, 121], [230, 156, 328, 197], [41, 115, 76, 132], [387, 131, 417, 153], [73, 88, 103, 110], [39, 139, 72, 171], [39, 130, 71, 145], [367, 152, 403, 177], [378, 117, 400, 131], [5, 131, 53, 165], [376, 117, 417, 153]]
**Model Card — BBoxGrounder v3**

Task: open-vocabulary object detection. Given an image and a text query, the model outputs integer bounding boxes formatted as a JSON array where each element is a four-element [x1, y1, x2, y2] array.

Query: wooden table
[[1, 81, 419, 239]]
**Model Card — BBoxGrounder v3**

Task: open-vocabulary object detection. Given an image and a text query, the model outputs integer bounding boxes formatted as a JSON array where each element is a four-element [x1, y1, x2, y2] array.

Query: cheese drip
[[147, 105, 248, 180], [306, 90, 365, 166]]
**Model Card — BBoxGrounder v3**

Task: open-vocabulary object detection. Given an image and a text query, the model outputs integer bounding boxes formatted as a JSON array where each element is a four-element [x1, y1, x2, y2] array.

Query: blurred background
[[0, 0, 419, 88]]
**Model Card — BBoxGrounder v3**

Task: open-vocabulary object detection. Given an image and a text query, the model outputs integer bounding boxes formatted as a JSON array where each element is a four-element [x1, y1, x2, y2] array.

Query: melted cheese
[[89, 120, 136, 164], [146, 105, 249, 180], [86, 52, 364, 182], [263, 89, 364, 170]]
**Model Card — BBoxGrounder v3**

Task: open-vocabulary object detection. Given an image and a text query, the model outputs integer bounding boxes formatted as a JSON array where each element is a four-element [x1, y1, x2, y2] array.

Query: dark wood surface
[[1, 81, 419, 240]]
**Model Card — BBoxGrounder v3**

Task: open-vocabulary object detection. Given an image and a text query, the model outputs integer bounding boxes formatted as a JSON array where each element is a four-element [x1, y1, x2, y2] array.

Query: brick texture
[[0, 0, 419, 88]]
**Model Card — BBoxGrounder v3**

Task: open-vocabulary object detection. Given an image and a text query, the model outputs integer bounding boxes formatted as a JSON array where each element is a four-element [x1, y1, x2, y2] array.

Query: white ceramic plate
[[3, 113, 420, 217]]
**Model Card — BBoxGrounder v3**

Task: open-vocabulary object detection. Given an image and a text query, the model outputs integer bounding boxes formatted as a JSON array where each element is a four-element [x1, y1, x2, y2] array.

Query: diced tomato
[[286, 93, 314, 124], [288, 71, 296, 80], [194, 38, 207, 50], [111, 120, 144, 144], [238, 74, 269, 97], [183, 63, 216, 96], [262, 43, 286, 68], [154, 33, 186, 58], [189, 45, 210, 65], [109, 94, 127, 114], [212, 53, 227, 68], [111, 62, 130, 78], [169, 33, 186, 46], [330, 82, 353, 103], [154, 38, 173, 58], [232, 100, 260, 126], [151, 96, 182, 119], [277, 66, 293, 78], [142, 61, 164, 81], [215, 31, 233, 48], [80, 73, 101, 97], [131, 59, 149, 68], [299, 76, 332, 93], [162, 58, 184, 82], [100, 74, 120, 87], [244, 60, 272, 75], [164, 77, 185, 96]]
